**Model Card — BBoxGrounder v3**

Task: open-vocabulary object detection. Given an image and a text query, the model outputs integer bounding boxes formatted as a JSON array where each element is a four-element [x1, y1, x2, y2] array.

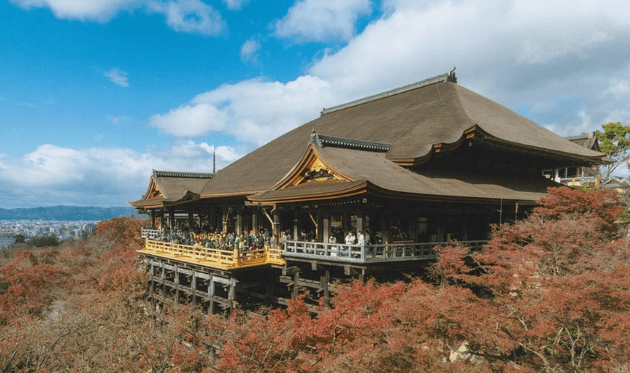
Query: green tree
[[594, 122, 630, 182]]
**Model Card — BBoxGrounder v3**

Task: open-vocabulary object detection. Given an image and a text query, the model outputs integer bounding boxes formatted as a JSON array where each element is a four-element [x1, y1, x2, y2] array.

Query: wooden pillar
[[252, 206, 259, 235], [293, 208, 299, 240], [236, 206, 243, 236], [292, 271, 300, 299], [174, 264, 179, 303], [228, 278, 237, 311], [161, 264, 166, 303], [208, 276, 215, 315], [316, 211, 323, 241], [273, 208, 281, 238], [150, 211, 156, 228], [209, 207, 217, 231], [243, 208, 250, 234], [355, 206, 364, 234], [191, 270, 197, 306], [408, 209, 418, 242], [382, 208, 391, 244], [460, 206, 468, 241], [222, 206, 228, 234], [169, 210, 175, 231], [158, 211, 164, 229], [266, 273, 275, 297], [321, 270, 330, 308], [343, 211, 350, 233], [149, 261, 155, 300], [188, 212, 194, 231], [436, 216, 445, 242], [323, 210, 330, 243]]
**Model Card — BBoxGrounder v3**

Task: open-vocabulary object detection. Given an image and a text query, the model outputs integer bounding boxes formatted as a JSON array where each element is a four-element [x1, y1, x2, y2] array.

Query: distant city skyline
[[1, 0, 630, 209], [0, 220, 98, 246]]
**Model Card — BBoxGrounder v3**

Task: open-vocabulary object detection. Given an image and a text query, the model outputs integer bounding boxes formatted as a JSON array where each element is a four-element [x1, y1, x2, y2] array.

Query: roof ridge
[[309, 133, 391, 152], [320, 70, 457, 115], [564, 132, 594, 140], [153, 170, 215, 179]]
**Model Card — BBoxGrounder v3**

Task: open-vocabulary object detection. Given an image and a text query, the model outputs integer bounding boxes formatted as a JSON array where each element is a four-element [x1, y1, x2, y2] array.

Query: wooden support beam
[[149, 261, 155, 297], [191, 269, 197, 306], [174, 263, 179, 303], [228, 278, 237, 311], [282, 265, 300, 276], [161, 264, 166, 307], [321, 270, 330, 308], [208, 275, 215, 315], [292, 271, 300, 300]]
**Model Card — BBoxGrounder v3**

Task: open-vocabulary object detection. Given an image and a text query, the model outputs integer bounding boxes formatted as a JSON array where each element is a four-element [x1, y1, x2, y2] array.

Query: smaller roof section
[[129, 170, 214, 210], [564, 132, 601, 152], [250, 140, 554, 204]]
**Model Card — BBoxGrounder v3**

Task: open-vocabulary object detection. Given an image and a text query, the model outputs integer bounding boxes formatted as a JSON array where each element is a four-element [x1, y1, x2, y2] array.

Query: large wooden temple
[[130, 71, 606, 313]]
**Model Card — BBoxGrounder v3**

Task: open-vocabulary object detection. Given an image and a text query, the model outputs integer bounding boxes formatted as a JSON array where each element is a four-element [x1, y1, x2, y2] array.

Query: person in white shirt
[[357, 230, 365, 246], [345, 231, 353, 245]]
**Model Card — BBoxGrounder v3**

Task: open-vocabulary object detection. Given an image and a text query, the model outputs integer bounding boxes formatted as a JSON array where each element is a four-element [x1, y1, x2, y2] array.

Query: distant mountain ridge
[[0, 206, 137, 221]]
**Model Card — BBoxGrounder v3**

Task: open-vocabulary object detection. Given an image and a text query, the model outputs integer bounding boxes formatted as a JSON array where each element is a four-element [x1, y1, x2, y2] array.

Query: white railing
[[284, 240, 486, 263], [141, 228, 163, 239]]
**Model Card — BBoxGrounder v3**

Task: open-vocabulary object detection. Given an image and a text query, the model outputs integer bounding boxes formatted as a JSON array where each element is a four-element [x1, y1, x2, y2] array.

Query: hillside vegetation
[[1, 187, 629, 372]]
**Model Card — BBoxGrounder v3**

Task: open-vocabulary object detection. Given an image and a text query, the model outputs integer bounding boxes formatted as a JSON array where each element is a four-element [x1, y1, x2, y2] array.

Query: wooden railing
[[140, 237, 285, 269], [284, 240, 486, 264]]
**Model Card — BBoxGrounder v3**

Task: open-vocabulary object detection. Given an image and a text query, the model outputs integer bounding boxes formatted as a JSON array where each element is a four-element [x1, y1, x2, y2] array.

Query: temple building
[[130, 72, 606, 313]]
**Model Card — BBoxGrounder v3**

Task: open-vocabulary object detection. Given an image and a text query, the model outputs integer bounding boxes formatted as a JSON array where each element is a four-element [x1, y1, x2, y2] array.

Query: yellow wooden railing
[[138, 238, 285, 270]]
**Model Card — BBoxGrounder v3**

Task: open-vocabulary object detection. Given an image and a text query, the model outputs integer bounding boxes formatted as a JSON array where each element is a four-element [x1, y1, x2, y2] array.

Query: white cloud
[[240, 39, 260, 63], [148, 76, 338, 146], [152, 0, 226, 36], [274, 0, 372, 42], [150, 0, 630, 154], [10, 0, 139, 21], [0, 141, 242, 208], [223, 0, 247, 10], [104, 68, 129, 87], [11, 0, 226, 35]]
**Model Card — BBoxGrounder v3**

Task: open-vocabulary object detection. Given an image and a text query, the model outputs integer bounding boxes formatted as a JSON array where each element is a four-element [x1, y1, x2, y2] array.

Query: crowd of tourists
[[145, 225, 387, 252], [146, 226, 282, 251]]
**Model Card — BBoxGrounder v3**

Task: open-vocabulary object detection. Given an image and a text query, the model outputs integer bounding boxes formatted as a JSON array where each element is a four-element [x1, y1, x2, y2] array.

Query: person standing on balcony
[[357, 230, 365, 246], [345, 231, 353, 245]]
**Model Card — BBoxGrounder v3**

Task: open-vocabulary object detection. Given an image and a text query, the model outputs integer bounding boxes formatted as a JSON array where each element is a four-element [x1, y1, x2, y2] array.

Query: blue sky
[[1, 0, 630, 208]]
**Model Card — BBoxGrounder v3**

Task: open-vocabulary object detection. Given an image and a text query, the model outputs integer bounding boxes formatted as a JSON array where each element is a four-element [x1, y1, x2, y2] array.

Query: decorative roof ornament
[[321, 70, 458, 115], [309, 133, 391, 152], [448, 67, 457, 83]]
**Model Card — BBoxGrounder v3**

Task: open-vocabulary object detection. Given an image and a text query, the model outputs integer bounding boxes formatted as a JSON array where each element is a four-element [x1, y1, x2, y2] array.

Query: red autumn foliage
[[433, 187, 630, 372], [1, 190, 630, 372]]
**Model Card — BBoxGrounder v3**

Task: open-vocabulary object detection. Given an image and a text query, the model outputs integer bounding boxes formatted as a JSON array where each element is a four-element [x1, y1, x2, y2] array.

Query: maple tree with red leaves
[[0, 188, 629, 372]]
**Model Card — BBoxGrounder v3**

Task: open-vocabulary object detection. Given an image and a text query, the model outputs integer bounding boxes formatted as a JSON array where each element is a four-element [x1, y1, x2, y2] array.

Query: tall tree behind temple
[[595, 122, 630, 182]]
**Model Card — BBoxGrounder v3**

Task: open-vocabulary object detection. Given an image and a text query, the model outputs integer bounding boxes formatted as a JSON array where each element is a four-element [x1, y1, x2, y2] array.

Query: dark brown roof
[[200, 74, 605, 199], [129, 170, 213, 209], [250, 144, 554, 203]]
